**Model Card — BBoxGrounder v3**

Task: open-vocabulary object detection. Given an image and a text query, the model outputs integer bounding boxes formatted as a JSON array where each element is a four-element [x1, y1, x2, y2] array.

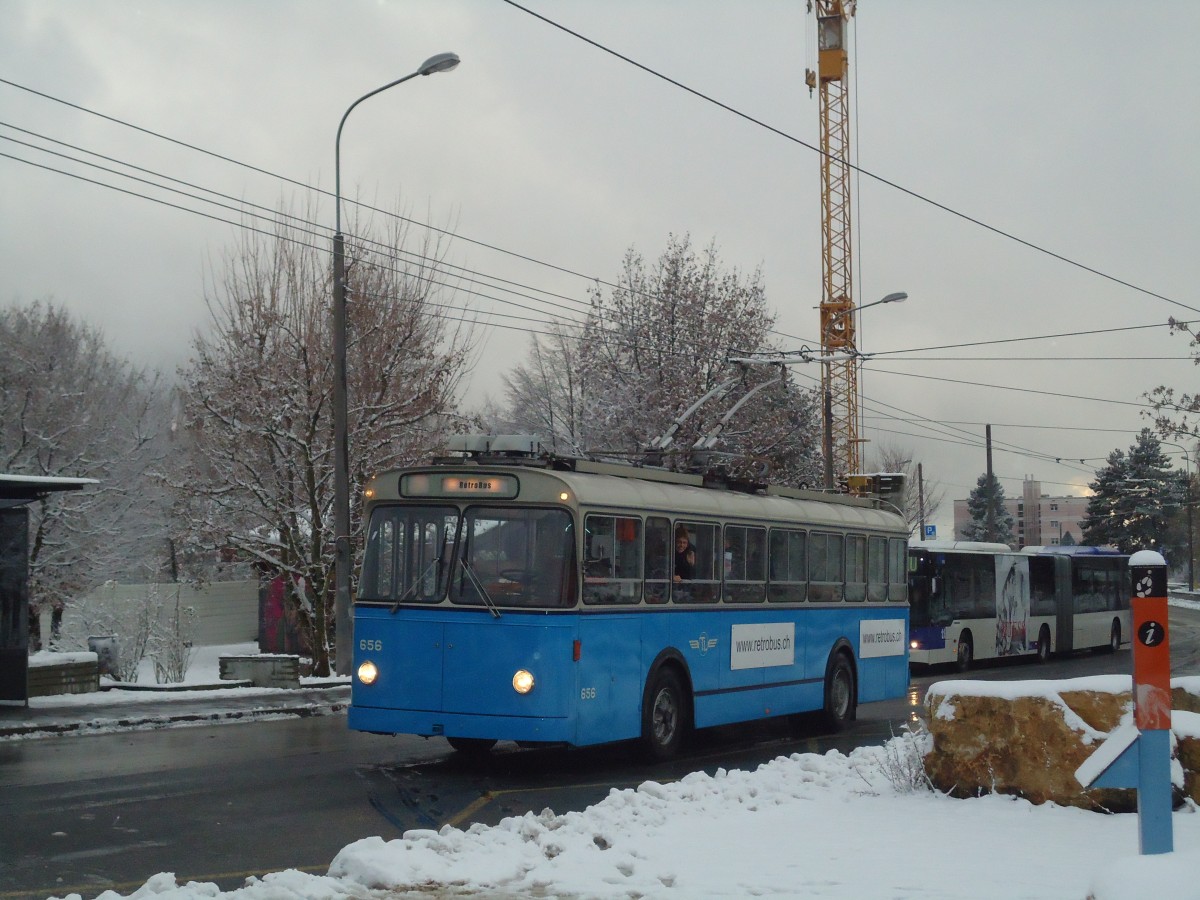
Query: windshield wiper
[[390, 555, 442, 614], [458, 556, 501, 618]]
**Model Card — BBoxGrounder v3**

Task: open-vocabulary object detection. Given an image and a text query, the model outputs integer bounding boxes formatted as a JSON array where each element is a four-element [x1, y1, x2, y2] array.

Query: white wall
[[66, 580, 259, 647]]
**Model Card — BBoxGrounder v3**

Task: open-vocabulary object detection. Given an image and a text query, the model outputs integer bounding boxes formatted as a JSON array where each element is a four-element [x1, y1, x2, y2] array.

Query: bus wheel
[[1108, 619, 1122, 652], [1036, 625, 1052, 663], [447, 737, 497, 757], [955, 633, 974, 672], [641, 667, 688, 761], [822, 653, 856, 731]]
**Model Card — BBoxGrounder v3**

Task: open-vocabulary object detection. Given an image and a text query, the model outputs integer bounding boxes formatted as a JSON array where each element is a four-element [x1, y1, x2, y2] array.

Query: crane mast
[[807, 0, 858, 487]]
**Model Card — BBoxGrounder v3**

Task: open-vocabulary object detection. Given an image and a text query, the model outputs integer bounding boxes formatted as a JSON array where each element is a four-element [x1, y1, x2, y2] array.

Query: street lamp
[[820, 291, 908, 489], [332, 52, 460, 675]]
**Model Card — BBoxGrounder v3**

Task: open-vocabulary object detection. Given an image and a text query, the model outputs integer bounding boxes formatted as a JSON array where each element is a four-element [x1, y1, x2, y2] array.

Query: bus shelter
[[0, 474, 95, 705]]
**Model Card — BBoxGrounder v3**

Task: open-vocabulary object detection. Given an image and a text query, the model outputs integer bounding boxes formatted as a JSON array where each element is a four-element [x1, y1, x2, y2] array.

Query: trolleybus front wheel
[[955, 632, 974, 672], [1108, 619, 1122, 653], [822, 652, 857, 731], [640, 667, 689, 761]]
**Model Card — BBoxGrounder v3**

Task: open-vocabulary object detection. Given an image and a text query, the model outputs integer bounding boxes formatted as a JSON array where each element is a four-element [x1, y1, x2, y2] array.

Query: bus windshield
[[450, 506, 576, 609], [359, 505, 459, 605]]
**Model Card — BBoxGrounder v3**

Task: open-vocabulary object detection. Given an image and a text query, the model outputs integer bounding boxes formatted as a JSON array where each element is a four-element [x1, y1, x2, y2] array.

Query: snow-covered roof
[[0, 474, 98, 506]]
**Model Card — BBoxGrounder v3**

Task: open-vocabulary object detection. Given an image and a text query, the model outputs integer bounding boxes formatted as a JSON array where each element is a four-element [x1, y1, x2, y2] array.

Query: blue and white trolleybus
[[348, 436, 910, 758]]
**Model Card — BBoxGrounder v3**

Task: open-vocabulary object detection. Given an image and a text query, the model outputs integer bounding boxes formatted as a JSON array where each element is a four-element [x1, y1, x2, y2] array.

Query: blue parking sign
[[923, 524, 937, 538]]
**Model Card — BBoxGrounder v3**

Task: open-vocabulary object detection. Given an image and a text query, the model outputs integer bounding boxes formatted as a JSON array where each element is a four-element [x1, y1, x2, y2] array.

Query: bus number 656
[[580, 687, 597, 700], [359, 639, 382, 652]]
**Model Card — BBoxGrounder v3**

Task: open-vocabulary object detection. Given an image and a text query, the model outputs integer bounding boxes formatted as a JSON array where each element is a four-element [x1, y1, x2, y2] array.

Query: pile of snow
[[59, 731, 1200, 900]]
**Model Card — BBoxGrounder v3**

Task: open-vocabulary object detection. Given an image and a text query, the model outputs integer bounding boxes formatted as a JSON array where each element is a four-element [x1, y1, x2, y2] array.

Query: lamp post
[[332, 52, 460, 675], [820, 291, 908, 489], [1160, 439, 1195, 592]]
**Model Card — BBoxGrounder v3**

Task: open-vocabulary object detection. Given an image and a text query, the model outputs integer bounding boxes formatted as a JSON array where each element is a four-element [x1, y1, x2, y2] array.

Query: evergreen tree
[[958, 473, 1015, 546], [1081, 429, 1186, 558]]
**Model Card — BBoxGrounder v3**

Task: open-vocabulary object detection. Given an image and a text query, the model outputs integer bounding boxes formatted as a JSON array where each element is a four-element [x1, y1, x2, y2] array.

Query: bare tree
[[870, 443, 944, 536], [1146, 319, 1200, 442], [499, 235, 823, 486], [501, 322, 593, 456], [0, 301, 170, 647], [171, 205, 474, 675]]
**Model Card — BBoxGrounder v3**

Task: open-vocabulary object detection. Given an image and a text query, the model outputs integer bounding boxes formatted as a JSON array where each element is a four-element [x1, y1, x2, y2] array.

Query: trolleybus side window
[[723, 524, 766, 603], [360, 505, 459, 604], [1029, 556, 1056, 616], [945, 554, 996, 619], [808, 531, 844, 602], [845, 534, 867, 602], [888, 538, 908, 602], [644, 516, 671, 604], [768, 528, 807, 602], [583, 514, 643, 604], [450, 506, 575, 609], [673, 521, 719, 604], [867, 535, 887, 602]]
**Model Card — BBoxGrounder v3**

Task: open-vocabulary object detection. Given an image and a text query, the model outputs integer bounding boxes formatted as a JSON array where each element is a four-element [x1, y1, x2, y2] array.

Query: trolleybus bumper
[[348, 704, 572, 743]]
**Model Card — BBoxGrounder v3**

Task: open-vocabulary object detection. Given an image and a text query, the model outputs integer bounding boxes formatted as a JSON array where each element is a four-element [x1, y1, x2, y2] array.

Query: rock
[[923, 676, 1198, 811]]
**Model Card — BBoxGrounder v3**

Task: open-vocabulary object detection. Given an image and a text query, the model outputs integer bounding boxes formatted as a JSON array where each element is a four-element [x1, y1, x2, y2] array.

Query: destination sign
[[400, 472, 519, 499]]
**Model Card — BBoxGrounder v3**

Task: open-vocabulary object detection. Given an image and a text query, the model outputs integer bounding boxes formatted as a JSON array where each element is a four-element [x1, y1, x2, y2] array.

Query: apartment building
[[952, 476, 1089, 549]]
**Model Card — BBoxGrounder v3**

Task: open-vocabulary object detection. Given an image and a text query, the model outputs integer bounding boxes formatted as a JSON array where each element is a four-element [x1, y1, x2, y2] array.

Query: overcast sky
[[3, 1, 1198, 534]]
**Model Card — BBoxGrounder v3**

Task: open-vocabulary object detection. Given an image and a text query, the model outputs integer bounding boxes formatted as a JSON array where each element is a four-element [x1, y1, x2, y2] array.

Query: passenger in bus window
[[674, 526, 696, 581]]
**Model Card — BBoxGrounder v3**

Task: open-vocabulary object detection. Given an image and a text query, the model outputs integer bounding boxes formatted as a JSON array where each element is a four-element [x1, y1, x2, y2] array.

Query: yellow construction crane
[[806, 0, 858, 489]]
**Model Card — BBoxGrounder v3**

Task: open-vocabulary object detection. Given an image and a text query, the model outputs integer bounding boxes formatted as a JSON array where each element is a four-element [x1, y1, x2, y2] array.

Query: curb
[[0, 696, 350, 741]]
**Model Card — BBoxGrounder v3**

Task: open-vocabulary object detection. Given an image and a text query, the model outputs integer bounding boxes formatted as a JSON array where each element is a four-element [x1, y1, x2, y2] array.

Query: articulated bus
[[907, 540, 1130, 670], [347, 437, 910, 759]]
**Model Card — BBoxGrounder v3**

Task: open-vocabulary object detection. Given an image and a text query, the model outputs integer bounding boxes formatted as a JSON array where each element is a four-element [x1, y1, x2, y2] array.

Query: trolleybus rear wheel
[[822, 653, 856, 731], [641, 667, 688, 761], [1108, 619, 1122, 652], [1036, 625, 1052, 664]]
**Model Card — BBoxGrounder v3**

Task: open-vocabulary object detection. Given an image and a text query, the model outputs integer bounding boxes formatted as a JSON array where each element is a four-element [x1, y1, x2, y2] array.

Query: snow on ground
[[26, 645, 1197, 900], [24, 643, 347, 711], [51, 732, 1200, 900]]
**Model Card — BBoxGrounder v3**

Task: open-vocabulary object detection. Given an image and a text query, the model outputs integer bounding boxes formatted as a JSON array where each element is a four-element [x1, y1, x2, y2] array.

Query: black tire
[[1036, 625, 1052, 663], [446, 737, 497, 757], [955, 632, 973, 672], [641, 667, 688, 761], [822, 653, 857, 731], [1108, 619, 1122, 653]]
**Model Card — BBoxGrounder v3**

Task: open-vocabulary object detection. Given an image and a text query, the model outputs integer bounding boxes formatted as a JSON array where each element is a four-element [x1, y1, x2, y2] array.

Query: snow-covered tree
[[501, 322, 592, 456], [499, 235, 823, 486], [171, 206, 474, 675], [958, 473, 1015, 546], [1081, 430, 1185, 558], [0, 301, 171, 647]]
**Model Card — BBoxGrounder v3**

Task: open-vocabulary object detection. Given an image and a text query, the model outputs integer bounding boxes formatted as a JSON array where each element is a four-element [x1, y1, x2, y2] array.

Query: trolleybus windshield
[[359, 505, 459, 605], [449, 506, 575, 609]]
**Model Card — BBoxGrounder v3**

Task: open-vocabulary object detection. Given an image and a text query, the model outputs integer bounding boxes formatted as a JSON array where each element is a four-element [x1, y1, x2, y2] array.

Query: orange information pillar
[[1129, 549, 1173, 854], [1131, 555, 1171, 730]]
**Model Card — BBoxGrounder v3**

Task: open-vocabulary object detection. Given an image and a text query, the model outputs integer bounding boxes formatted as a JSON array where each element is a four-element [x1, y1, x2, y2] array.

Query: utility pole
[[985, 424, 996, 543], [918, 462, 926, 540]]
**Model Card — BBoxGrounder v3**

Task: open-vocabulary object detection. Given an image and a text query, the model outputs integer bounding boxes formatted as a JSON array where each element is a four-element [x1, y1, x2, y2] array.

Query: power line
[[498, 0, 1198, 316], [864, 365, 1155, 410]]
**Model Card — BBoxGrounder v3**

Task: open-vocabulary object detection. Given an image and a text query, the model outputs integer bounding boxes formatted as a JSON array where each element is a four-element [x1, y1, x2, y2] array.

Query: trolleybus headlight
[[512, 669, 535, 694], [910, 640, 920, 650], [357, 660, 379, 685]]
